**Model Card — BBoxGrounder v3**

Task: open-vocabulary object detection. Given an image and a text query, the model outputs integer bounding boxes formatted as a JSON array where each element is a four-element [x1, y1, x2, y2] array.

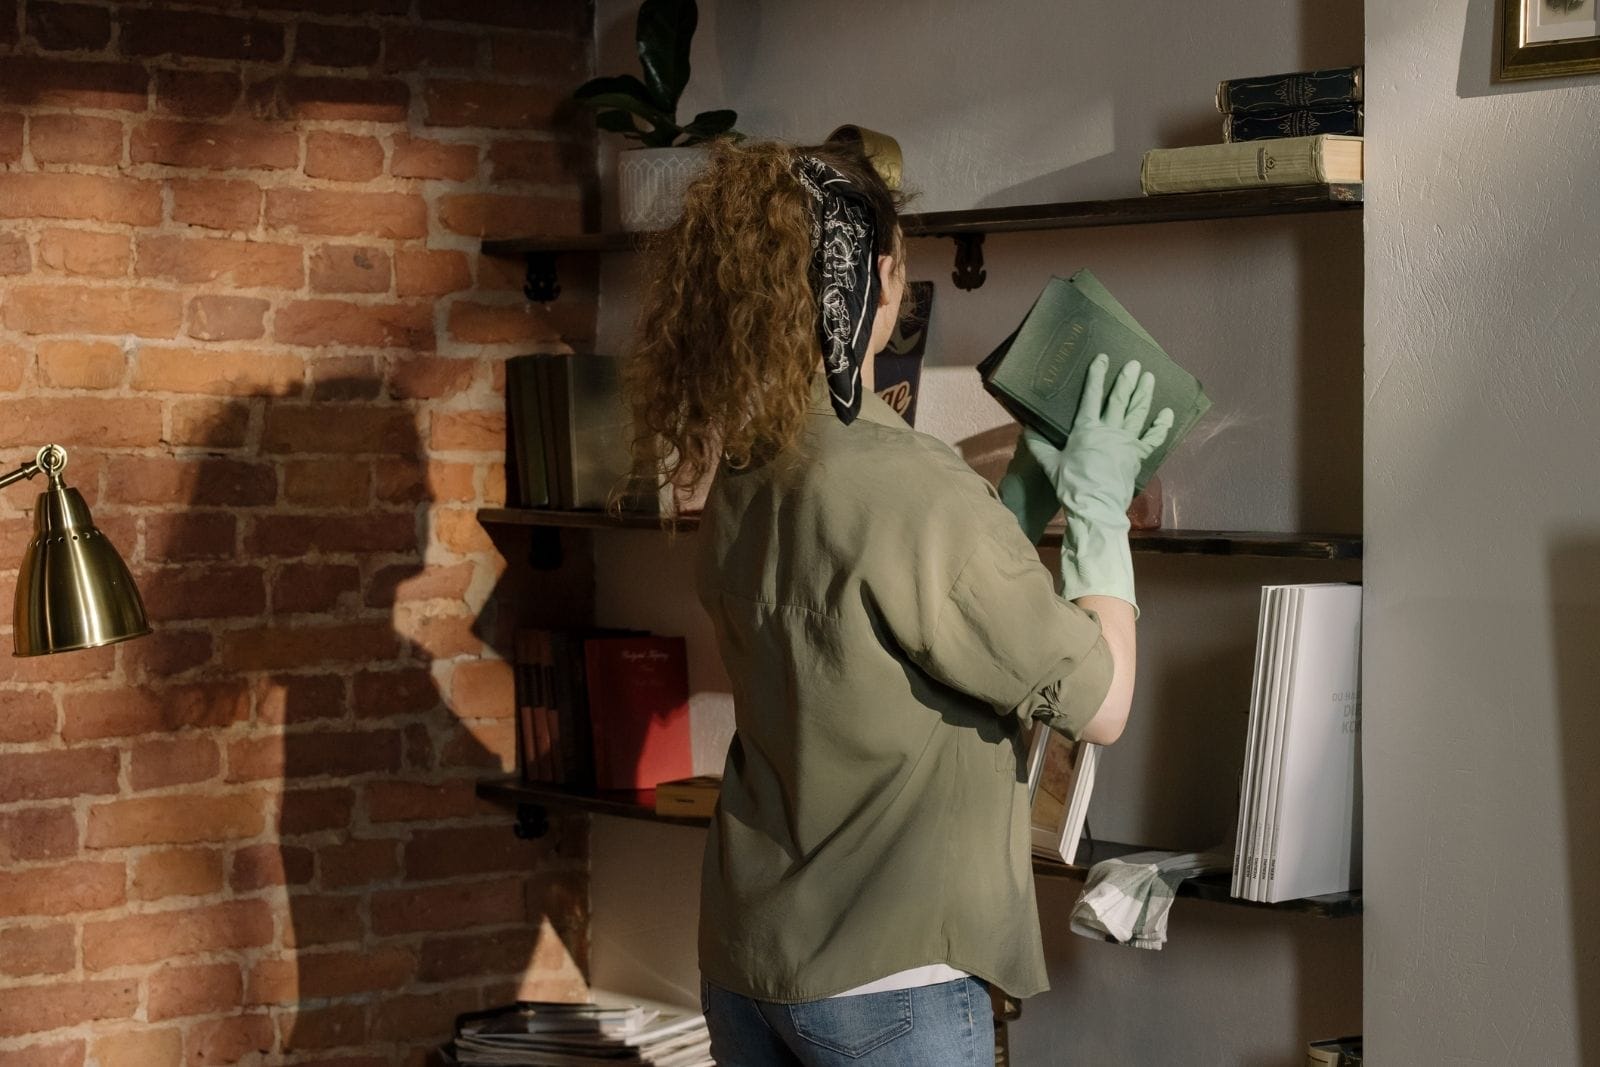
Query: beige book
[[1140, 134, 1362, 194]]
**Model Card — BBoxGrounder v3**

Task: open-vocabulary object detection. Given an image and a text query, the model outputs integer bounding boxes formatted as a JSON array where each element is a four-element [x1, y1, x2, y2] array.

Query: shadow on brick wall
[[142, 377, 590, 1059]]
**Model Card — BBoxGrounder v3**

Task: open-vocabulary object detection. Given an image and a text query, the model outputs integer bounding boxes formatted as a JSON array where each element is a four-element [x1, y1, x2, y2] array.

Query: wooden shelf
[[482, 232, 637, 257], [481, 183, 1363, 297], [476, 777, 1361, 918], [903, 183, 1361, 236], [479, 506, 696, 533], [477, 508, 1361, 561], [481, 184, 1362, 256]]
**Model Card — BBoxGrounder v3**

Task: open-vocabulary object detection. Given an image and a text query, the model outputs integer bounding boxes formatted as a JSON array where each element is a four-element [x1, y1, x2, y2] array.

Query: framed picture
[[1025, 724, 1100, 865], [1499, 0, 1600, 80]]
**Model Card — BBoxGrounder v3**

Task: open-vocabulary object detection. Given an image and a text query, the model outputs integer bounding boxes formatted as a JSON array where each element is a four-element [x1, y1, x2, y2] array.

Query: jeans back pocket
[[787, 989, 913, 1058]]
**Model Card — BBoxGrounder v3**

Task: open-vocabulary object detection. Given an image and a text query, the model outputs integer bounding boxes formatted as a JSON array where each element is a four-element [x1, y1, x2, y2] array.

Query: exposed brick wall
[[0, 1, 598, 1062]]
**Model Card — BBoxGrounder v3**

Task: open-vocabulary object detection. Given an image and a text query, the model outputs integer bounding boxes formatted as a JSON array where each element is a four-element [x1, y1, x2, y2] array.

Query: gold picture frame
[[1500, 0, 1600, 80]]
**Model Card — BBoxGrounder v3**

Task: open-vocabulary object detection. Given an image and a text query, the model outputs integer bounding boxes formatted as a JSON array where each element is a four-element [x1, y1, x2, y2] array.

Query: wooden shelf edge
[[477, 506, 692, 532], [477, 509, 1361, 560], [1031, 854, 1361, 918], [483, 232, 637, 256], [477, 778, 709, 829], [905, 184, 1363, 237], [478, 184, 1363, 257], [475, 777, 1361, 918]]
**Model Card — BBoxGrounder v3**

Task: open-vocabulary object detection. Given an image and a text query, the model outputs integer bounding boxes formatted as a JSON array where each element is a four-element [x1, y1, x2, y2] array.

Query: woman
[[626, 139, 1171, 1066]]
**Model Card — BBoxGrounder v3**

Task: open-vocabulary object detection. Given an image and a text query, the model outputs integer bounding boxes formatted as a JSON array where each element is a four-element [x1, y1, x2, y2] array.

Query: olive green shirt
[[694, 381, 1115, 1003]]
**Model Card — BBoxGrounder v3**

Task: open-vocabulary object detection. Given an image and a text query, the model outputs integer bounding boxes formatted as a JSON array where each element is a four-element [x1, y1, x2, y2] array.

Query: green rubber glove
[[1022, 353, 1174, 612], [997, 441, 1059, 545]]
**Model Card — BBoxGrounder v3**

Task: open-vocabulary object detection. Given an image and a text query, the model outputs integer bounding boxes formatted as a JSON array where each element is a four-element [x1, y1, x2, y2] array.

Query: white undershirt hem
[[828, 963, 971, 998]]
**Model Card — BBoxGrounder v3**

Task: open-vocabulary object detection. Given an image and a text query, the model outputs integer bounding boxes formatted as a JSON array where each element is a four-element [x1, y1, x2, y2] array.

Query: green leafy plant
[[573, 0, 737, 148]]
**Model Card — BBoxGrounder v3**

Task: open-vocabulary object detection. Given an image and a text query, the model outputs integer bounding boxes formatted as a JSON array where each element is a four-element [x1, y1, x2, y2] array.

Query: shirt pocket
[[786, 989, 914, 1058]]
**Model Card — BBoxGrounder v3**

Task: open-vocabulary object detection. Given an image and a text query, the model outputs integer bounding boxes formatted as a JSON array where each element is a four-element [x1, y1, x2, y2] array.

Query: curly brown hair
[[624, 138, 905, 507]]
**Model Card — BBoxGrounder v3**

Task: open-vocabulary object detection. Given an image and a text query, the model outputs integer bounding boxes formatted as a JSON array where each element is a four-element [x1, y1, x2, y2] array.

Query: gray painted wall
[[587, 2, 1371, 1062], [1364, 1, 1600, 1062]]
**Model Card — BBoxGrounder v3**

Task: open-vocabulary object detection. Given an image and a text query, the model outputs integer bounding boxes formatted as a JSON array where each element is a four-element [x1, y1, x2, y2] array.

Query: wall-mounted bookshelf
[[478, 180, 1368, 953], [476, 777, 1362, 919], [482, 183, 1363, 298]]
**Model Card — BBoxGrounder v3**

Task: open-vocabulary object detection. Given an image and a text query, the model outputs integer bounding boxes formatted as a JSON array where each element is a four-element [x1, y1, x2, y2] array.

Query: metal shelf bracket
[[523, 251, 561, 303], [950, 234, 986, 290], [513, 802, 551, 840]]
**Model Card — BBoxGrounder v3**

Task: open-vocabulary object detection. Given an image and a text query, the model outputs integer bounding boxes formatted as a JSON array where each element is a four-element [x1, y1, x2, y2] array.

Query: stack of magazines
[[443, 992, 711, 1067]]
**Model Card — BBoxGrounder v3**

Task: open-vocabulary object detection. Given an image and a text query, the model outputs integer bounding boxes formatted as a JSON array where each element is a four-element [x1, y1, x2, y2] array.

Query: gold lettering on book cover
[[1032, 319, 1089, 399]]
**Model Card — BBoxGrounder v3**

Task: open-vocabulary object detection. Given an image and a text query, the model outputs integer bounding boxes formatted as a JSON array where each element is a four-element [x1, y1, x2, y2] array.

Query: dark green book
[[978, 270, 1210, 493]]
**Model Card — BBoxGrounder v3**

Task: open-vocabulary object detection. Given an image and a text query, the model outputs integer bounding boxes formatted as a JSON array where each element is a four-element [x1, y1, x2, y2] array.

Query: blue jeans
[[701, 976, 995, 1066]]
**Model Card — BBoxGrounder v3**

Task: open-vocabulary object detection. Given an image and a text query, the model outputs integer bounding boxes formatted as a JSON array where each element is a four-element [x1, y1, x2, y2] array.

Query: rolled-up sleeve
[[919, 524, 1114, 739]]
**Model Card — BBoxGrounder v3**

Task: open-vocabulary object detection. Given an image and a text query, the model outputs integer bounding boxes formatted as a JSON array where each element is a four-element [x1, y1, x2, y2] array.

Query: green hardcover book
[[978, 270, 1211, 493]]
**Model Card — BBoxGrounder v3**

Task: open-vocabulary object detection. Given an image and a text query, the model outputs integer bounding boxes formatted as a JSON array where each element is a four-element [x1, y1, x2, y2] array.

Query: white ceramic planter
[[617, 146, 711, 232]]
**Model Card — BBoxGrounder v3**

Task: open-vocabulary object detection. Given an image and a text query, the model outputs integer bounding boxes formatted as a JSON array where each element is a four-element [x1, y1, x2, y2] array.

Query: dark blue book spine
[[1225, 105, 1364, 142], [1216, 66, 1363, 113]]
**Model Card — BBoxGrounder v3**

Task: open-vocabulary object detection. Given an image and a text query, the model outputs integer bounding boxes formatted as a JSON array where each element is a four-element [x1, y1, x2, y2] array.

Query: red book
[[514, 629, 543, 784], [582, 636, 693, 790]]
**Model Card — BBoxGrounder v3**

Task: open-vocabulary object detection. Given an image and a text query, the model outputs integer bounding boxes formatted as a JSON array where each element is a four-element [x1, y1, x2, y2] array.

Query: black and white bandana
[[795, 156, 880, 425]]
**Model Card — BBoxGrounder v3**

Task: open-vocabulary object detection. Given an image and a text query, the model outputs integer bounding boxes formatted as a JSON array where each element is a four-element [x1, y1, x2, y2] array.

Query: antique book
[[978, 270, 1210, 494], [1214, 65, 1363, 113], [1224, 104, 1363, 143], [513, 630, 555, 784], [1140, 134, 1363, 195], [546, 630, 592, 787], [583, 636, 693, 791]]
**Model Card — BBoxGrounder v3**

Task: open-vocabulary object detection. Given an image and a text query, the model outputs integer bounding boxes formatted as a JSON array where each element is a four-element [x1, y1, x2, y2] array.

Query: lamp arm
[[0, 459, 42, 492], [0, 445, 67, 493]]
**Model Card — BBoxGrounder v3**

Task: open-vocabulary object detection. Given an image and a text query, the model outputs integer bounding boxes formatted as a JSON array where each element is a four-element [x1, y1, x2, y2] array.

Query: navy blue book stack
[[1215, 65, 1363, 143]]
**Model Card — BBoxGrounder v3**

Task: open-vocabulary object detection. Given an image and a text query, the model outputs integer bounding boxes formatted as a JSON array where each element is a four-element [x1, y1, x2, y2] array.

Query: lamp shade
[[14, 478, 150, 656]]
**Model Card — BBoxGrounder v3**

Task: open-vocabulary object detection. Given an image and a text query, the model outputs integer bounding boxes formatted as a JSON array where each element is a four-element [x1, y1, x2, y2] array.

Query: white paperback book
[[1255, 587, 1306, 901], [1246, 587, 1292, 898], [1231, 585, 1275, 897], [1262, 584, 1351, 900], [1263, 583, 1363, 902], [1062, 742, 1100, 866]]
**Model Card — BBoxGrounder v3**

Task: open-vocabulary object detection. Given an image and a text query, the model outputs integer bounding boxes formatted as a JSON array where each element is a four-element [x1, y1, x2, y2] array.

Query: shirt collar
[[806, 373, 908, 431]]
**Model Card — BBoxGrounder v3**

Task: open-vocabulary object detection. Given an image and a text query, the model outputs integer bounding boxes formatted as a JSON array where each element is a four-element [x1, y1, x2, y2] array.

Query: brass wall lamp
[[1, 445, 150, 656]]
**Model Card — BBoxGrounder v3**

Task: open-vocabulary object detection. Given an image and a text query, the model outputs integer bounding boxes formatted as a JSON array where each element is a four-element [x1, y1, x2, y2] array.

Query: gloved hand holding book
[[984, 270, 1210, 613], [1014, 355, 1171, 612]]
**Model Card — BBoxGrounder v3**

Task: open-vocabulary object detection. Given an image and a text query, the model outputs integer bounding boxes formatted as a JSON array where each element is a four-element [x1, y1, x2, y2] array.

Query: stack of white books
[[1231, 583, 1363, 903], [446, 991, 712, 1067]]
